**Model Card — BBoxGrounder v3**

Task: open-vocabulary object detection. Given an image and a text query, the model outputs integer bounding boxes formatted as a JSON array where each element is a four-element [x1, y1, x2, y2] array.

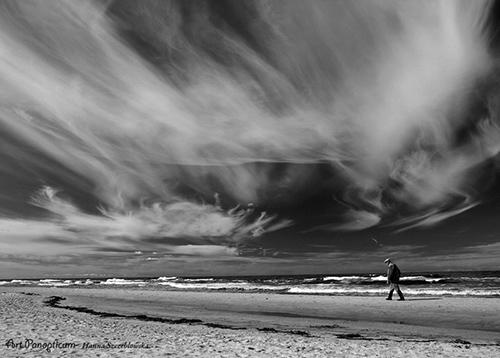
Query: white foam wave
[[183, 278, 216, 282], [401, 276, 444, 282], [10, 280, 35, 285], [38, 281, 72, 287], [322, 275, 445, 283], [322, 276, 363, 281], [288, 286, 500, 296], [73, 279, 95, 285], [100, 278, 147, 286], [158, 282, 286, 291], [156, 276, 177, 281]]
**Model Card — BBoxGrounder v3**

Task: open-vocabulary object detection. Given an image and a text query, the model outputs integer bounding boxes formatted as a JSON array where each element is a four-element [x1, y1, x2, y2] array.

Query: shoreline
[[3, 287, 500, 337], [1, 287, 499, 356]]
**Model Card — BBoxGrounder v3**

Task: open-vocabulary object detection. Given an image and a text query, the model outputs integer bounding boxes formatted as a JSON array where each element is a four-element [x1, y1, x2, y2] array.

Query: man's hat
[[384, 258, 391, 263]]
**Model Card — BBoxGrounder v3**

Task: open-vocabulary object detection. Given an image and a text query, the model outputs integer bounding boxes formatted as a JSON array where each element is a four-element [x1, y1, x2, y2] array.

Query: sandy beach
[[0, 287, 499, 357]]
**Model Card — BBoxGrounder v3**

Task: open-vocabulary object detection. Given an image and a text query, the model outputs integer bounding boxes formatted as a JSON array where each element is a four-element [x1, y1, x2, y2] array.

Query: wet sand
[[1, 287, 499, 357]]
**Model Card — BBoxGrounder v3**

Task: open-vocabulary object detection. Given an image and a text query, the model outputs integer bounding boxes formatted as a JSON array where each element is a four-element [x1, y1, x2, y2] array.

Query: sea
[[1, 271, 500, 297]]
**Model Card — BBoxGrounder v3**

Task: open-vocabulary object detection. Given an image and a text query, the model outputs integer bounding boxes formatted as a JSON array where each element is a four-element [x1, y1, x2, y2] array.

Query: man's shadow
[[405, 297, 442, 301]]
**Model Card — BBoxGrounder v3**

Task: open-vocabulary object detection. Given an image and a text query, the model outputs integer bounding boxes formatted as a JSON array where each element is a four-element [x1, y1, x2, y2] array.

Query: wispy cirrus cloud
[[0, 0, 496, 232], [0, 0, 499, 277], [0, 186, 290, 257]]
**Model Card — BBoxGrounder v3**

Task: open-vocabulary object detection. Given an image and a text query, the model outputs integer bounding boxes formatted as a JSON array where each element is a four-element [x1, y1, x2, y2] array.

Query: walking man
[[385, 258, 405, 301]]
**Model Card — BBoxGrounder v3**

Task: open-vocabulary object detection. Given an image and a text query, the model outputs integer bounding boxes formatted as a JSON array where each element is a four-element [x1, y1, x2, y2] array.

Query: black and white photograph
[[0, 0, 499, 356]]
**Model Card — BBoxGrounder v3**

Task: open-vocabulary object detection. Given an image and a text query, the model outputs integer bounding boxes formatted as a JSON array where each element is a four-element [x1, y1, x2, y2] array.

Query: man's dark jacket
[[387, 263, 401, 283]]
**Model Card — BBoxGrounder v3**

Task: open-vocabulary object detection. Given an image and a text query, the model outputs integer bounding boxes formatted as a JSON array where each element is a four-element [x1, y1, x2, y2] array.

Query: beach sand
[[0, 287, 499, 357]]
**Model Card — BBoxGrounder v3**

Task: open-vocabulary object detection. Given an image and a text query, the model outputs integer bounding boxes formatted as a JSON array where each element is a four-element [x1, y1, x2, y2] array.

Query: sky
[[1, 0, 500, 278]]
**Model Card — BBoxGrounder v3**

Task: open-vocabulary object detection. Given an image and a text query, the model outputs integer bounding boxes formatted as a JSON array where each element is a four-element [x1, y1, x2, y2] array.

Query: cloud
[[0, 186, 288, 255], [390, 201, 479, 233], [167, 245, 238, 257], [309, 209, 381, 232], [0, 0, 497, 250]]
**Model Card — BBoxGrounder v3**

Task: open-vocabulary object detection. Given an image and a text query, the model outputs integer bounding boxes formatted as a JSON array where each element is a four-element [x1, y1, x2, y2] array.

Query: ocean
[[2, 271, 500, 297]]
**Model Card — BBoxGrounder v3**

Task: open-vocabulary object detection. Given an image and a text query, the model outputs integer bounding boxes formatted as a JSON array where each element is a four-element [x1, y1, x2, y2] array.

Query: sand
[[0, 287, 499, 357]]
